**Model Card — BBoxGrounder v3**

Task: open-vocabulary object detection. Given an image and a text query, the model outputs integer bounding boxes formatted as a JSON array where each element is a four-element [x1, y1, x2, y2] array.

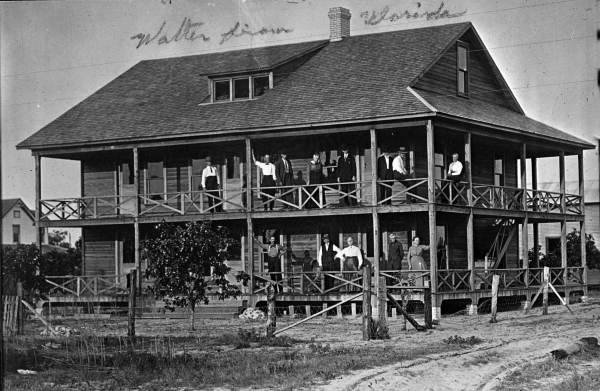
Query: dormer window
[[210, 73, 272, 103], [457, 42, 469, 97]]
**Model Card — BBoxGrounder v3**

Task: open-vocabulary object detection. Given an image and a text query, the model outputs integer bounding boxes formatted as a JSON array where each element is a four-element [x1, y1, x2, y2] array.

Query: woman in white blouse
[[253, 152, 277, 211]]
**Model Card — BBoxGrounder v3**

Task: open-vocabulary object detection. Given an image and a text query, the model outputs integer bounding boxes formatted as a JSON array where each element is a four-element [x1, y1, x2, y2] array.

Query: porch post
[[520, 144, 528, 276], [578, 151, 587, 294], [531, 157, 540, 267], [245, 138, 255, 295], [464, 133, 474, 290], [559, 151, 567, 279], [133, 147, 141, 289], [34, 154, 42, 252], [370, 128, 381, 317], [426, 120, 439, 319]]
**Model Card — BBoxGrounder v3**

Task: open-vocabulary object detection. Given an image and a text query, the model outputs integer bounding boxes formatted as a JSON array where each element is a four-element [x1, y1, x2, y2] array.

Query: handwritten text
[[131, 17, 209, 49], [220, 22, 293, 45], [360, 2, 466, 26]]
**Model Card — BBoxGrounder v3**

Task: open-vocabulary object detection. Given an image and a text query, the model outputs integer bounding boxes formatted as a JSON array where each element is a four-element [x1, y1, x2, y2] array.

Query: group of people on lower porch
[[254, 232, 433, 293]]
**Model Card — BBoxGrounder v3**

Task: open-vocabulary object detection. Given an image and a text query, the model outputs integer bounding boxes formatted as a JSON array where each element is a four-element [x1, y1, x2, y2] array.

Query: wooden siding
[[83, 226, 115, 275], [82, 160, 115, 197], [414, 30, 518, 111]]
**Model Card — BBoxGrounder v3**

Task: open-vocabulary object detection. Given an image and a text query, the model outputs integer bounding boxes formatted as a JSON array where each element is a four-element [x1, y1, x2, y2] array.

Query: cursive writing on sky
[[360, 2, 466, 25], [131, 17, 293, 49]]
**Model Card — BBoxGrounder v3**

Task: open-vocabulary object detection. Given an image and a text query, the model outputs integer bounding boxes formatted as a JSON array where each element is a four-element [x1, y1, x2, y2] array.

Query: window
[[13, 210, 21, 218], [253, 76, 269, 97], [12, 225, 20, 243], [494, 155, 504, 186], [214, 80, 231, 101], [233, 78, 250, 100], [121, 162, 134, 185], [457, 42, 469, 96], [211, 74, 271, 102], [145, 161, 164, 200], [434, 153, 444, 180]]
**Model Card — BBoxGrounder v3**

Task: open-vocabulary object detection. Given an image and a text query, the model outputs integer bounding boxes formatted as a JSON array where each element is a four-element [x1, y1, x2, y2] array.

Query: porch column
[[520, 144, 528, 276], [531, 157, 539, 267], [245, 138, 255, 294], [370, 128, 381, 317], [579, 151, 587, 294], [464, 133, 474, 290], [426, 120, 440, 319], [34, 154, 42, 252], [133, 147, 141, 289], [559, 151, 567, 277]]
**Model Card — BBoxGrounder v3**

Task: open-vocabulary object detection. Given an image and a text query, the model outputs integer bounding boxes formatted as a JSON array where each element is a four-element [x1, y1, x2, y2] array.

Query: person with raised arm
[[253, 151, 277, 211]]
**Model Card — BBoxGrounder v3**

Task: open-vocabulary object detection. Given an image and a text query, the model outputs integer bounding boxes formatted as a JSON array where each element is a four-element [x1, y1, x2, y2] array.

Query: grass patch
[[3, 334, 462, 390], [443, 335, 483, 346]]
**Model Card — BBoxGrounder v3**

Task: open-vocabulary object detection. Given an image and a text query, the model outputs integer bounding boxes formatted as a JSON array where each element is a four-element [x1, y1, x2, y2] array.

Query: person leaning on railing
[[447, 153, 464, 183], [392, 146, 412, 202]]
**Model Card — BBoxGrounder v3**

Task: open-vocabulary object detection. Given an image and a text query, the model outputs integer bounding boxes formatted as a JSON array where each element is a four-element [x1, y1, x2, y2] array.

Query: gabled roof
[[2, 198, 35, 220], [17, 22, 593, 151]]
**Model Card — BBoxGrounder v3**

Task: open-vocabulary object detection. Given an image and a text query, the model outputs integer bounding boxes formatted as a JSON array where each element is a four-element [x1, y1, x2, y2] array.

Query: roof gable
[[412, 24, 523, 113], [2, 198, 35, 220]]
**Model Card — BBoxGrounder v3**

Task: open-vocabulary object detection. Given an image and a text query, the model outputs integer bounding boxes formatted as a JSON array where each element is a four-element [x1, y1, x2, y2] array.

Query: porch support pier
[[426, 120, 440, 320]]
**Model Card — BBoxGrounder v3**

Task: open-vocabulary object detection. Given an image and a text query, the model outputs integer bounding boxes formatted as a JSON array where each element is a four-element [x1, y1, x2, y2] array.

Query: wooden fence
[[2, 295, 21, 336]]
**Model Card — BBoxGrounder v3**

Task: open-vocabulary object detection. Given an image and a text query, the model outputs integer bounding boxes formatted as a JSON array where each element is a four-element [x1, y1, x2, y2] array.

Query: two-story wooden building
[[18, 8, 594, 318]]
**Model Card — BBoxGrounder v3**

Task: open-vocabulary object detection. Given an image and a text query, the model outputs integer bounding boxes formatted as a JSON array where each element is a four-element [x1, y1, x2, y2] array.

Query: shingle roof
[[17, 22, 592, 151], [414, 89, 592, 147]]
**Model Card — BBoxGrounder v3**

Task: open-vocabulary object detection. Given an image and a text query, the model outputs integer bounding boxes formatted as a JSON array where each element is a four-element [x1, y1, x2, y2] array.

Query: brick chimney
[[328, 7, 351, 42]]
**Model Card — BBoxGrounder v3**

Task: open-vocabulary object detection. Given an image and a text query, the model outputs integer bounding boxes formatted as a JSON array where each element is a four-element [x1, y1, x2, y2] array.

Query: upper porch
[[35, 119, 586, 226]]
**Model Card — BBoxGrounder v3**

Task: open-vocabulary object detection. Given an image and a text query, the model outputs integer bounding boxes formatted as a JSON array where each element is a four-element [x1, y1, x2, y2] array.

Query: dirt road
[[315, 302, 600, 391]]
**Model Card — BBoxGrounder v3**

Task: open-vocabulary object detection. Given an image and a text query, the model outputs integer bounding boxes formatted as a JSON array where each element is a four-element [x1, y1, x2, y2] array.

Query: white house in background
[[2, 198, 47, 245]]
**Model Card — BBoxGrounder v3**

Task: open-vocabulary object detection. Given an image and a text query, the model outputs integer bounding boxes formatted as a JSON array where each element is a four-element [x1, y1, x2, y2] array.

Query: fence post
[[266, 283, 276, 338], [16, 282, 24, 334], [543, 266, 549, 315], [378, 276, 387, 325], [424, 280, 432, 329], [490, 274, 499, 323], [362, 263, 372, 341], [127, 270, 137, 341]]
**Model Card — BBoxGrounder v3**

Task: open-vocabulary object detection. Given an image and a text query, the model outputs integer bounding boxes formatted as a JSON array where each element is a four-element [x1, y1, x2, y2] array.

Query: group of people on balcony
[[254, 232, 432, 293], [200, 147, 464, 212]]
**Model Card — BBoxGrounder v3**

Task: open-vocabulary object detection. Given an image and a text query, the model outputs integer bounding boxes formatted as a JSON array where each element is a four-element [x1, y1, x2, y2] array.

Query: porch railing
[[434, 179, 470, 206], [252, 181, 372, 211], [377, 178, 429, 205], [251, 271, 365, 295], [471, 184, 524, 210], [45, 275, 127, 297], [40, 196, 137, 220], [138, 190, 246, 215]]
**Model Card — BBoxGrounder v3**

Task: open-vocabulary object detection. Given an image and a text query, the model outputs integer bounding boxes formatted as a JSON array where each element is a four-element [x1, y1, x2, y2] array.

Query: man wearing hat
[[377, 148, 394, 205], [317, 234, 341, 290], [336, 145, 357, 206], [275, 152, 294, 207], [387, 233, 405, 286], [392, 147, 411, 202], [201, 156, 222, 212]]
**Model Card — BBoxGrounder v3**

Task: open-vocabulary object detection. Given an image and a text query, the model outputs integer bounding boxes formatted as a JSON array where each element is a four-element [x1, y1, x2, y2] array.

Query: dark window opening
[[12, 225, 20, 243], [214, 80, 230, 101], [122, 229, 135, 264], [434, 152, 444, 180], [253, 76, 269, 97], [13, 210, 21, 218], [457, 43, 468, 96], [121, 162, 134, 185], [234, 78, 250, 100]]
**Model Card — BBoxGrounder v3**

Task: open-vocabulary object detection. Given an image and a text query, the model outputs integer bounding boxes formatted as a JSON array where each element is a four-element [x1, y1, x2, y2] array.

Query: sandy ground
[[305, 301, 600, 391]]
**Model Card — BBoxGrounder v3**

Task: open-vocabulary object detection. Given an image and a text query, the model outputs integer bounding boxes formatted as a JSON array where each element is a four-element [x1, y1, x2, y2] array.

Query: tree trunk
[[190, 305, 195, 331]]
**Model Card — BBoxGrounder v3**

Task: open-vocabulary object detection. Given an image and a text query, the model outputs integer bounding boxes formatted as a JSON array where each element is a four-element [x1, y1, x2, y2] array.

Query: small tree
[[1, 244, 44, 300], [144, 221, 240, 330], [48, 230, 71, 248], [566, 229, 600, 269]]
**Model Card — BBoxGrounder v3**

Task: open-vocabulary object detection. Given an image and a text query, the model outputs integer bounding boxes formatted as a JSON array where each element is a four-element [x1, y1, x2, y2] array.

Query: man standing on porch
[[338, 236, 364, 292], [336, 145, 356, 206], [254, 235, 286, 293], [253, 152, 277, 211], [447, 153, 464, 183], [377, 149, 394, 205], [317, 234, 341, 290], [275, 152, 294, 207], [387, 233, 405, 285], [201, 156, 222, 212]]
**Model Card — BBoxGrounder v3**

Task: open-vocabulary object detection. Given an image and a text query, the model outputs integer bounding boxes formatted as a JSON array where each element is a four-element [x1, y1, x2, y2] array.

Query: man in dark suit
[[336, 145, 356, 206], [377, 149, 394, 205], [387, 233, 405, 286], [275, 153, 294, 207]]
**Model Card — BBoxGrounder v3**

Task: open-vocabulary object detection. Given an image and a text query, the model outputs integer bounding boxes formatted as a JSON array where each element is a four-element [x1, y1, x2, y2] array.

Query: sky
[[2, 0, 599, 233]]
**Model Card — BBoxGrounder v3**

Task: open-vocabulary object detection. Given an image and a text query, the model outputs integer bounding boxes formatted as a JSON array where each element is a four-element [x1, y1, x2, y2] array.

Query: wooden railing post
[[423, 280, 433, 329], [266, 283, 276, 338], [378, 276, 387, 325], [542, 266, 549, 315], [578, 151, 587, 294], [362, 263, 372, 341], [490, 274, 499, 323], [128, 270, 137, 341], [16, 282, 24, 334]]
